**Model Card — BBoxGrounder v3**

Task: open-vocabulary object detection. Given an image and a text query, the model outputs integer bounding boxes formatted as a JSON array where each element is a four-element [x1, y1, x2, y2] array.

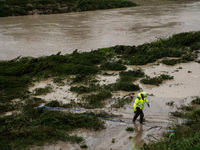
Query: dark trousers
[[133, 107, 144, 124]]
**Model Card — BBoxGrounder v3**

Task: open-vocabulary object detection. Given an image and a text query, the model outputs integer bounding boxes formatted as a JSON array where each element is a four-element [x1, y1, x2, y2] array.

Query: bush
[[140, 76, 163, 86], [191, 97, 200, 104], [46, 100, 62, 107], [126, 127, 134, 131], [127, 55, 156, 65], [33, 85, 53, 95], [81, 90, 112, 108], [70, 84, 99, 94], [119, 69, 144, 78], [111, 97, 132, 108], [117, 69, 144, 83], [115, 82, 140, 91], [161, 59, 182, 66], [140, 74, 173, 86], [100, 61, 127, 71], [160, 74, 174, 80]]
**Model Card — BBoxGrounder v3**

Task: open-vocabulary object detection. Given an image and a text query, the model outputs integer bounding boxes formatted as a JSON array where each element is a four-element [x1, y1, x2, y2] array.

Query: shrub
[[161, 59, 181, 66], [81, 90, 112, 108], [70, 84, 99, 94], [100, 61, 127, 71], [80, 144, 88, 148], [46, 100, 62, 107], [111, 97, 132, 108], [33, 85, 53, 95], [166, 101, 175, 106], [160, 74, 174, 80], [191, 97, 200, 104], [127, 55, 156, 65], [177, 104, 194, 111], [140, 74, 173, 86], [119, 69, 144, 78], [140, 76, 163, 86], [126, 127, 134, 131], [170, 111, 184, 117], [115, 82, 140, 91]]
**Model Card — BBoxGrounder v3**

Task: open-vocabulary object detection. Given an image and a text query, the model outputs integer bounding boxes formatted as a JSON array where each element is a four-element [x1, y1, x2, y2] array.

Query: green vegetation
[[0, 100, 107, 150], [0, 0, 137, 17], [81, 90, 112, 108], [80, 144, 88, 148], [0, 103, 15, 115], [177, 104, 194, 111], [166, 101, 175, 106], [108, 69, 143, 92], [126, 127, 134, 132], [70, 84, 100, 94], [191, 97, 200, 105], [140, 74, 173, 86], [114, 31, 200, 66], [114, 82, 140, 91], [45, 100, 62, 107], [143, 108, 200, 150], [100, 61, 127, 71], [118, 69, 144, 82], [111, 97, 132, 108], [170, 111, 184, 117], [33, 85, 53, 95], [112, 138, 115, 143]]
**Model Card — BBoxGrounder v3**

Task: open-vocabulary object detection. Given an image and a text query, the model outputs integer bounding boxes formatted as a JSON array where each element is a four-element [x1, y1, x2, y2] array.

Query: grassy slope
[[0, 0, 137, 17], [0, 31, 200, 149]]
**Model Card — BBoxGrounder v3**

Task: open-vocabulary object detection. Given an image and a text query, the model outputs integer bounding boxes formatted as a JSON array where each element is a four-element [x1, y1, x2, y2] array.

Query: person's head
[[141, 92, 147, 98]]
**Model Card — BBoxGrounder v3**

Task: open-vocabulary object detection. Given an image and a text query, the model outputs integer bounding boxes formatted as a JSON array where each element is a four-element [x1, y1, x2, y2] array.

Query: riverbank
[[0, 0, 137, 17], [0, 31, 200, 149]]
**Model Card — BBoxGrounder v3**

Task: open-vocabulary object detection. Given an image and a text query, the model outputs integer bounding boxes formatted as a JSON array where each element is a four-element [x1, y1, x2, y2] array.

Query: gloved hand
[[134, 111, 136, 114], [147, 104, 150, 107]]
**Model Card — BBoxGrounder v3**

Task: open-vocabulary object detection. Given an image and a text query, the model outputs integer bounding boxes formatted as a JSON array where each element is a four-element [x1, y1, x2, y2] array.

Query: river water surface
[[1, 1, 200, 60]]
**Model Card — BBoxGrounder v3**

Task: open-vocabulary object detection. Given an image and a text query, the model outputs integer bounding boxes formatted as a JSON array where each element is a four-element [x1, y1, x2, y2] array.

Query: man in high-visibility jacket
[[133, 92, 150, 124]]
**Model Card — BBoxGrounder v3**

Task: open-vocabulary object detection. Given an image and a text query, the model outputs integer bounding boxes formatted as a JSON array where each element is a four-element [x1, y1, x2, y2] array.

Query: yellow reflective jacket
[[133, 92, 149, 111]]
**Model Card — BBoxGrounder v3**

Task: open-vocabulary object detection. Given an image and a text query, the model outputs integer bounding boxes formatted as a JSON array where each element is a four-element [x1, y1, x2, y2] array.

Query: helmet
[[142, 92, 147, 97]]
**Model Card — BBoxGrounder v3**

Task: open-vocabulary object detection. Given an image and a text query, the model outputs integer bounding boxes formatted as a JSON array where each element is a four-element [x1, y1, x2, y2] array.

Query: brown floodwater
[[1, 1, 200, 60]]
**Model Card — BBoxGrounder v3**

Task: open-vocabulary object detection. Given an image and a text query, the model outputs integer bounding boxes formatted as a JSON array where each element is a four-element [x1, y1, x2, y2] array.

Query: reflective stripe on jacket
[[133, 92, 149, 111]]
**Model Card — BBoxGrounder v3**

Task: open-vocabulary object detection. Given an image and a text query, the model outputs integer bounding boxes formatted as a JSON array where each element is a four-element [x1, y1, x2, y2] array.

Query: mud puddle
[[29, 61, 200, 150]]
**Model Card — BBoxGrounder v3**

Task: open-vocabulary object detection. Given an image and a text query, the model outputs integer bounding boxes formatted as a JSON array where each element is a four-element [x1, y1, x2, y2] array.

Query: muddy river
[[1, 0, 200, 60]]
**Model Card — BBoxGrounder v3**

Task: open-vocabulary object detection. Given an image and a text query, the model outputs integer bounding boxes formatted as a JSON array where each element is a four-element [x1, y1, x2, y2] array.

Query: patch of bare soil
[[30, 61, 200, 150]]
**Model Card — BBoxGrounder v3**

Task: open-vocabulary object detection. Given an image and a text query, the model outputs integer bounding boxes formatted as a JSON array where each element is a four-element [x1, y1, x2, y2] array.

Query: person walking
[[133, 92, 150, 124]]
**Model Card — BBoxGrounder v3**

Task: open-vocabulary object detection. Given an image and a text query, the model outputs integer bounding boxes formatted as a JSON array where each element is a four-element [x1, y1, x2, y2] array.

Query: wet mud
[[30, 60, 200, 150]]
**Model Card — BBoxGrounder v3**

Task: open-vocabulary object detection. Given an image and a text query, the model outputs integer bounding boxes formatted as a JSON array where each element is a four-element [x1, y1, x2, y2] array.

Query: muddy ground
[[30, 60, 200, 150]]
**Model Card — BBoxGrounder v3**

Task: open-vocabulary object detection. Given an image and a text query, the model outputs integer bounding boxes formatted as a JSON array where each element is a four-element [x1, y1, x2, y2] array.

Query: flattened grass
[[118, 69, 144, 82], [140, 74, 173, 86], [143, 108, 200, 150], [81, 90, 112, 108], [0, 102, 106, 150]]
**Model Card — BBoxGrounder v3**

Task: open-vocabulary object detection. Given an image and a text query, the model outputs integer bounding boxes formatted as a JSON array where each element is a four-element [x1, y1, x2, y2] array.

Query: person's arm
[[145, 98, 150, 107]]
